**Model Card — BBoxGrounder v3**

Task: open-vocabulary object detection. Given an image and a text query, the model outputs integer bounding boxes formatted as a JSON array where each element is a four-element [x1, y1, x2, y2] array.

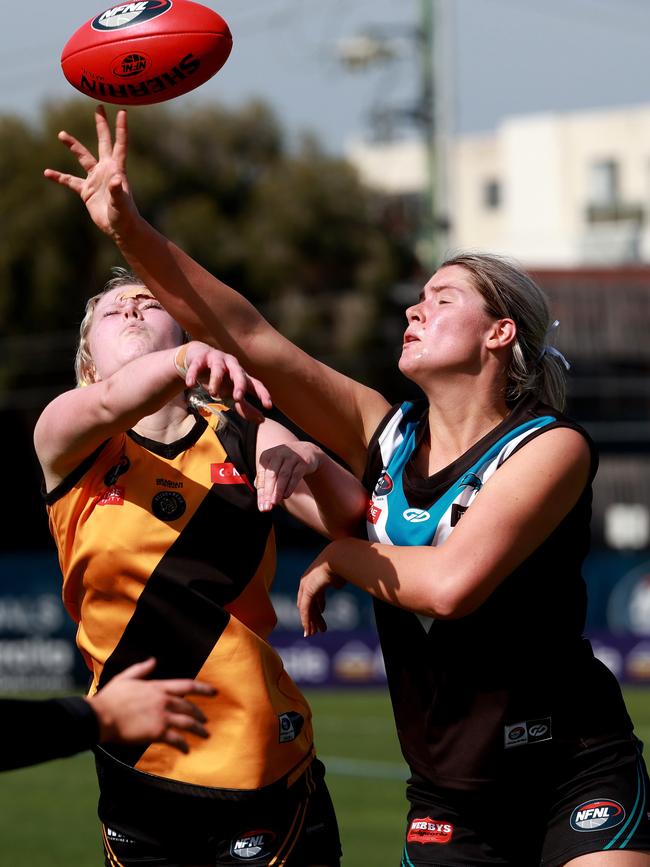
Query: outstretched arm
[[298, 428, 591, 633], [0, 658, 215, 772], [255, 419, 368, 540], [44, 107, 390, 477], [34, 341, 270, 492]]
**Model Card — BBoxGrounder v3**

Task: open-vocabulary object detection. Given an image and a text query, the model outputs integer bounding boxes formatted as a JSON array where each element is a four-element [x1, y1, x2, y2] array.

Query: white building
[[347, 103, 650, 266]]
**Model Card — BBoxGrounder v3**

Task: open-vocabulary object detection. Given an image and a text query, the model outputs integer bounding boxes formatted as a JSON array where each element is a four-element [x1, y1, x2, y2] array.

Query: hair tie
[[540, 320, 571, 370]]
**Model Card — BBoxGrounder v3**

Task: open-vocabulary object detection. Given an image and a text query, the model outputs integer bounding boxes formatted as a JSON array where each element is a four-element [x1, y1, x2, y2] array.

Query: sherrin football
[[61, 1, 232, 106]]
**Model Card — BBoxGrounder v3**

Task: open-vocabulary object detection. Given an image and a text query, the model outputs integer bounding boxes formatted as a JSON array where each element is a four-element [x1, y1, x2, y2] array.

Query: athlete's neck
[[131, 396, 196, 444]]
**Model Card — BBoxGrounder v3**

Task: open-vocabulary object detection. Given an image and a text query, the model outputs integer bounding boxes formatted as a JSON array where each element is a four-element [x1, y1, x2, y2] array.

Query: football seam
[[62, 31, 231, 63]]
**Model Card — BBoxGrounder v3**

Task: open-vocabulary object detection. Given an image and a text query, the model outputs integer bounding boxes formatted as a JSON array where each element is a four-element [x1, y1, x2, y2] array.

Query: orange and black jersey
[[46, 408, 314, 794]]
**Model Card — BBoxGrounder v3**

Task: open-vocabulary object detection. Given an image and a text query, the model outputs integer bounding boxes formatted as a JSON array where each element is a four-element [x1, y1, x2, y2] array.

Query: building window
[[588, 159, 619, 208], [483, 179, 501, 210]]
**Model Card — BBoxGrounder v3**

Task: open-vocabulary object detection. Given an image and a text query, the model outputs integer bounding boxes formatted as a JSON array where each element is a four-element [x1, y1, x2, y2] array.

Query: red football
[[61, 1, 232, 106]]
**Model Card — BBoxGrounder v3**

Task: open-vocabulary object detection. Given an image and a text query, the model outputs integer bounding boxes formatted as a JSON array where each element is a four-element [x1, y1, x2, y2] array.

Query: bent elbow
[[424, 580, 481, 621]]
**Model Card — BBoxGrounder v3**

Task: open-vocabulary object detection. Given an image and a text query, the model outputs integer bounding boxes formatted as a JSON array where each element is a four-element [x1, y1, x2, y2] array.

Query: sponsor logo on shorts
[[104, 456, 131, 487], [374, 471, 394, 496], [92, 1, 172, 32], [504, 717, 552, 749], [151, 490, 186, 521], [407, 817, 453, 845], [402, 508, 430, 524], [278, 711, 304, 743], [106, 826, 135, 845], [570, 799, 626, 832], [211, 463, 252, 488], [112, 52, 151, 77], [96, 485, 125, 506], [367, 501, 382, 524], [230, 830, 276, 860]]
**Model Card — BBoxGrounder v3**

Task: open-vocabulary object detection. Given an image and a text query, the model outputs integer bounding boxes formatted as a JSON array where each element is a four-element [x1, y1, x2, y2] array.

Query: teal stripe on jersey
[[382, 415, 556, 547]]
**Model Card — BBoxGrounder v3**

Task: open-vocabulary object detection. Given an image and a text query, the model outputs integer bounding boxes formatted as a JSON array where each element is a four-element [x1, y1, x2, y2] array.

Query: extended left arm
[[298, 427, 591, 633]]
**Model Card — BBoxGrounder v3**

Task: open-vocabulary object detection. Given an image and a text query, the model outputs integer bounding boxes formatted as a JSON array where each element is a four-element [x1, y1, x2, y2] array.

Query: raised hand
[[255, 442, 323, 512], [178, 342, 273, 424], [88, 657, 216, 754], [43, 105, 137, 241]]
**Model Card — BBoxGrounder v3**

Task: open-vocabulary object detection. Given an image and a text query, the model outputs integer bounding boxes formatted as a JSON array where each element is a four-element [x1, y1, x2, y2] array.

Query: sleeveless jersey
[[363, 396, 632, 790], [46, 409, 314, 795]]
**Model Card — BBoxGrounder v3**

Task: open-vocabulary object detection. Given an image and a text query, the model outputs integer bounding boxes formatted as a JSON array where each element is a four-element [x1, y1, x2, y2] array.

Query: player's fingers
[[113, 657, 156, 681], [95, 105, 114, 159], [208, 357, 229, 397], [160, 728, 189, 754], [166, 713, 209, 739], [57, 131, 97, 173], [184, 357, 202, 388], [43, 169, 84, 195], [113, 109, 129, 166], [161, 679, 216, 697], [165, 697, 207, 723], [246, 375, 272, 410], [222, 356, 247, 401], [233, 399, 265, 425]]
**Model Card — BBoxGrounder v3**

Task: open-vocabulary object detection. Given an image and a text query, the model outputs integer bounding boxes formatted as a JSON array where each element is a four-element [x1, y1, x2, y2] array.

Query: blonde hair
[[74, 268, 228, 424], [441, 252, 567, 410]]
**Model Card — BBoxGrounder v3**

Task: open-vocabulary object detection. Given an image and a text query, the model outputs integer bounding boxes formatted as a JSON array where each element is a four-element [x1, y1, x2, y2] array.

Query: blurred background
[[1, 1, 650, 864]]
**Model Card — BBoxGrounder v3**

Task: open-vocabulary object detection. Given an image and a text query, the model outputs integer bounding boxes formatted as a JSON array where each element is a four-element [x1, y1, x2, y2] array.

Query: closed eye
[[142, 301, 163, 311]]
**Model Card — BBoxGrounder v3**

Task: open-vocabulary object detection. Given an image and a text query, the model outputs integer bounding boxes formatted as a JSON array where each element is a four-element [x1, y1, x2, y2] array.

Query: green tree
[[0, 98, 415, 403]]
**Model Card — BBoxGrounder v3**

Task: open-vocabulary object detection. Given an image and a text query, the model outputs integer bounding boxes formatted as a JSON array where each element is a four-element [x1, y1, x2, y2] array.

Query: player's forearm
[[321, 537, 461, 618], [94, 347, 186, 428], [303, 454, 368, 539], [114, 215, 267, 353]]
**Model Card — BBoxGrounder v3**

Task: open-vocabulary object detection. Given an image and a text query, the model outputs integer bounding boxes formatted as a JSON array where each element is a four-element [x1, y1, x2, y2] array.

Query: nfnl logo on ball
[[93, 1, 172, 31]]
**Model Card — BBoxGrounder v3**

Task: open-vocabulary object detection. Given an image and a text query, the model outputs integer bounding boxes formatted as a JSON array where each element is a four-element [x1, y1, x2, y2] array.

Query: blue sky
[[4, 0, 650, 152]]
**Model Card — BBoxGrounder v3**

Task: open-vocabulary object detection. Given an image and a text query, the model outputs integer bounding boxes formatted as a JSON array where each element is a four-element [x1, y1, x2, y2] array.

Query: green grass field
[[1, 688, 649, 866]]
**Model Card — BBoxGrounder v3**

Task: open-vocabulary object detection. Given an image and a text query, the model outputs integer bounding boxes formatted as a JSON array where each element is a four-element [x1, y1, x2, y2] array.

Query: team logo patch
[[92, 1, 172, 32], [104, 456, 131, 487], [504, 717, 552, 749], [367, 501, 382, 524], [278, 711, 305, 743], [459, 471, 482, 490], [403, 508, 430, 524], [151, 490, 186, 521], [374, 471, 394, 496], [211, 463, 251, 488], [230, 830, 276, 860], [96, 485, 125, 506], [570, 799, 625, 832], [407, 817, 453, 845]]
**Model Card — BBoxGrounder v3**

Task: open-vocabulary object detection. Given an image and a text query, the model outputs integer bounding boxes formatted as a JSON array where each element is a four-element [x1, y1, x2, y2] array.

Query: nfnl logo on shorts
[[230, 829, 275, 860], [570, 799, 625, 832], [96, 485, 125, 506], [211, 463, 249, 486], [407, 817, 453, 845], [504, 717, 552, 748]]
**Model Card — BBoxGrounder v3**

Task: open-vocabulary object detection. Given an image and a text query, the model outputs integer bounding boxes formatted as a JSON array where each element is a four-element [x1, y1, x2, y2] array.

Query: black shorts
[[401, 735, 650, 866], [97, 756, 341, 867]]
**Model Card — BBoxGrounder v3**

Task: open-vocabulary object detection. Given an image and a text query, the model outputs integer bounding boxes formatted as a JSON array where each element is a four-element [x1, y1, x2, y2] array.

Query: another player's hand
[[180, 342, 272, 424], [297, 546, 346, 637], [256, 442, 322, 511], [87, 657, 216, 754], [44, 105, 137, 242]]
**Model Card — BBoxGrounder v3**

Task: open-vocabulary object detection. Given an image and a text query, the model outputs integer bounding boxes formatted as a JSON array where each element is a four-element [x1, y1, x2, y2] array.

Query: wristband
[[174, 345, 189, 380]]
